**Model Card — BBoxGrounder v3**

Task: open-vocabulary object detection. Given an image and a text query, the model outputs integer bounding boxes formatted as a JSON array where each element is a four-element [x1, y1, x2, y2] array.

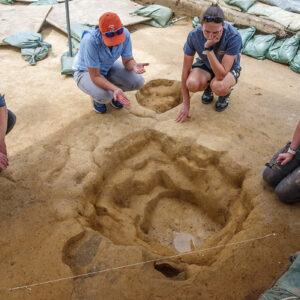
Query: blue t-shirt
[[0, 94, 6, 107], [183, 23, 242, 71], [73, 28, 133, 76]]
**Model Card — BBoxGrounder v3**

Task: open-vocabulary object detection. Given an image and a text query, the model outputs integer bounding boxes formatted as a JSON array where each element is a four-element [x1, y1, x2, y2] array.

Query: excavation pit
[[89, 130, 250, 256], [135, 79, 182, 113]]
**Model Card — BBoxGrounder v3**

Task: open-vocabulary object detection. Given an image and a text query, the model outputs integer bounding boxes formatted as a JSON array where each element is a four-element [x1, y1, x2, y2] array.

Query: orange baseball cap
[[99, 12, 125, 47]]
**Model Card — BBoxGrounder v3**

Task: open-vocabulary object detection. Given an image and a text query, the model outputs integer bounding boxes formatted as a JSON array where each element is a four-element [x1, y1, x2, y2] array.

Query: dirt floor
[[0, 18, 300, 300]]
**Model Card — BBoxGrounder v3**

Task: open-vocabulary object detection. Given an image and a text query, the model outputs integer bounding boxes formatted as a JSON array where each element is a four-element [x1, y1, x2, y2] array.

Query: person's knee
[[186, 78, 206, 93], [122, 74, 145, 91], [132, 75, 144, 90], [263, 166, 281, 187], [275, 182, 300, 204], [210, 80, 227, 96], [274, 169, 300, 204]]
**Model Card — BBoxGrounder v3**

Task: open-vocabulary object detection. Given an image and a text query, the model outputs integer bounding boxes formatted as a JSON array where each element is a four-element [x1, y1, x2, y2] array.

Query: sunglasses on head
[[203, 16, 224, 23], [102, 27, 124, 38]]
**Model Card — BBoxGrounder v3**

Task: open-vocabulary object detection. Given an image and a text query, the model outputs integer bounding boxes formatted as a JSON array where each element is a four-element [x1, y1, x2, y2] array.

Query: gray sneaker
[[215, 93, 230, 112], [201, 86, 214, 104]]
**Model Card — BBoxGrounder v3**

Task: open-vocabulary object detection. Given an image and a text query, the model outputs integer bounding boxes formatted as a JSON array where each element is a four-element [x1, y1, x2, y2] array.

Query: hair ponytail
[[202, 3, 225, 23]]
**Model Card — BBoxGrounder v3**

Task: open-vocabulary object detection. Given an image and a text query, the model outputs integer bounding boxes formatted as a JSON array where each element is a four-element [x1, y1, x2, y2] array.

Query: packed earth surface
[[0, 17, 300, 300]]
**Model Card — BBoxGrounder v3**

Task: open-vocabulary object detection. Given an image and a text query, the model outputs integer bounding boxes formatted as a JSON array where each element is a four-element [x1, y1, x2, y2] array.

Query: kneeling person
[[176, 4, 242, 122], [263, 121, 300, 204], [73, 12, 149, 113], [0, 93, 16, 171]]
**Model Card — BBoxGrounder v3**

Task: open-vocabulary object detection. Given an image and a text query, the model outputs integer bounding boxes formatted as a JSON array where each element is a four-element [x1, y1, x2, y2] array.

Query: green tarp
[[71, 38, 80, 53], [237, 26, 256, 49], [192, 16, 200, 28], [243, 34, 276, 60], [61, 51, 75, 75], [290, 51, 300, 74], [266, 35, 299, 64], [0, 0, 14, 4], [3, 31, 51, 65], [134, 4, 173, 28], [224, 0, 257, 11], [3, 31, 50, 49], [21, 46, 51, 65], [259, 252, 300, 299], [70, 23, 95, 42]]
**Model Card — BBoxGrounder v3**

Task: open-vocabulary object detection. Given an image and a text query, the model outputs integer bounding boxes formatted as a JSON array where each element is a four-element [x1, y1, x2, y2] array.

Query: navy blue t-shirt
[[0, 94, 5, 107], [183, 23, 242, 71]]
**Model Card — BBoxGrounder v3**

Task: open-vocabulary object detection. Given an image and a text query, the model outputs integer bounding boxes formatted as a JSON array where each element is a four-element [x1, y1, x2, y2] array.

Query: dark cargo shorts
[[192, 60, 241, 83]]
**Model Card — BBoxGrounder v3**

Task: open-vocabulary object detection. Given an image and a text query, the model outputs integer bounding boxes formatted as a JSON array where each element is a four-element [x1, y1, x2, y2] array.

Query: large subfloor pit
[[86, 130, 250, 257], [61, 129, 251, 285]]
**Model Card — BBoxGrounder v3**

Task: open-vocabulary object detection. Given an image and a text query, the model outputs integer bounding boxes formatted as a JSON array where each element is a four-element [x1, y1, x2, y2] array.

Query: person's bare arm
[[277, 120, 300, 165], [206, 52, 235, 80], [0, 105, 8, 169], [88, 67, 119, 91], [175, 54, 194, 123], [290, 120, 300, 150], [204, 32, 236, 81]]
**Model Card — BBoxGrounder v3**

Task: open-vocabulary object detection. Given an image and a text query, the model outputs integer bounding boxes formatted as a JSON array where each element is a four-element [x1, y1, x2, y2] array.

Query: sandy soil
[[0, 19, 300, 300]]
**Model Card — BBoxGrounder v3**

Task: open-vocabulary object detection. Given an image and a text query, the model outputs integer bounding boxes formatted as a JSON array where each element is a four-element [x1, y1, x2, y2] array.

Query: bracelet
[[204, 46, 214, 51], [287, 147, 296, 155]]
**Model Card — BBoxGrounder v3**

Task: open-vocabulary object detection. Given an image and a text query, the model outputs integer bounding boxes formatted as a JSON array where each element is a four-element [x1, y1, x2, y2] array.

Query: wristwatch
[[204, 46, 214, 51], [287, 147, 296, 155]]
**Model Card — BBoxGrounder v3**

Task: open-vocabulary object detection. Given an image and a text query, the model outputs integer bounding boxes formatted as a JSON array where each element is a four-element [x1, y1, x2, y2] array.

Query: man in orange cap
[[73, 12, 149, 113]]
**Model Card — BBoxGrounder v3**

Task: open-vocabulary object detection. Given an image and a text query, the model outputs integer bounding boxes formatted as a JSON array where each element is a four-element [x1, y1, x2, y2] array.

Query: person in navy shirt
[[176, 4, 242, 122], [0, 93, 16, 171], [73, 12, 149, 114]]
